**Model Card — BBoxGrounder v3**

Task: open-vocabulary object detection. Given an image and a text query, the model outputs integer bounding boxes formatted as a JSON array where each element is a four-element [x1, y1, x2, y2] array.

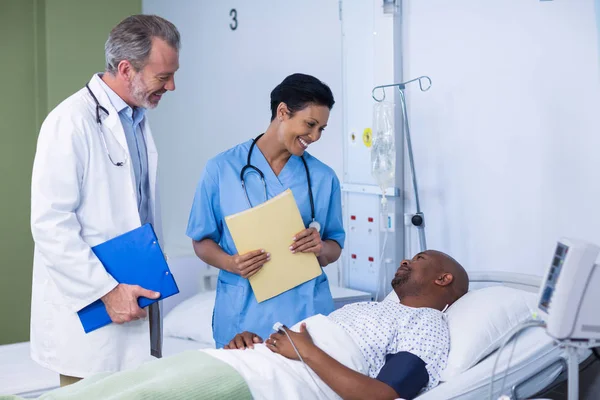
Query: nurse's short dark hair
[[105, 14, 180, 75], [270, 73, 335, 121]]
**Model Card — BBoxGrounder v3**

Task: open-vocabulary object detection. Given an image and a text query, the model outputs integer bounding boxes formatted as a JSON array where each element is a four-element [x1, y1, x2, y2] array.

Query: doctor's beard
[[130, 73, 163, 109]]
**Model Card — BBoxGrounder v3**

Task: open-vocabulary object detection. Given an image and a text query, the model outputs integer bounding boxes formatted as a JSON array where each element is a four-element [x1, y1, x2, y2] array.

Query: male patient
[[225, 249, 469, 399], [15, 250, 468, 400]]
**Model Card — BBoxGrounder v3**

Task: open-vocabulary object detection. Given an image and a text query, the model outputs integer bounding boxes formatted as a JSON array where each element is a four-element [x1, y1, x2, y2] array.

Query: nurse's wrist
[[316, 240, 327, 257], [316, 241, 330, 263], [223, 255, 236, 274]]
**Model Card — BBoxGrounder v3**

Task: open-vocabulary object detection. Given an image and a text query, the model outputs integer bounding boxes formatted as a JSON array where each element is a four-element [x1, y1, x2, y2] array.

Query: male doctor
[[30, 15, 180, 386]]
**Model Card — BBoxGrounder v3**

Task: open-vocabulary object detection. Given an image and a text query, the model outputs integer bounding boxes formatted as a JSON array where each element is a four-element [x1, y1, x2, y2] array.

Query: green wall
[[0, 0, 40, 347], [45, 0, 142, 110], [0, 0, 141, 345]]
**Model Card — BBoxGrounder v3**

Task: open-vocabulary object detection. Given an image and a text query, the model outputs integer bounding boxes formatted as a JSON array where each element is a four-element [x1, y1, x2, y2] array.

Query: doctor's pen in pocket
[[226, 249, 271, 279]]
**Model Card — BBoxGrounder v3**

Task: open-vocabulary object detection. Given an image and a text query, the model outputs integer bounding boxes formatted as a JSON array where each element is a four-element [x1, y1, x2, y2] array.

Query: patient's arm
[[266, 324, 399, 400]]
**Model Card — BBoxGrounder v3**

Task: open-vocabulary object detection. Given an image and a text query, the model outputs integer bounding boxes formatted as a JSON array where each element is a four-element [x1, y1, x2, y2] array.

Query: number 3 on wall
[[230, 9, 238, 30]]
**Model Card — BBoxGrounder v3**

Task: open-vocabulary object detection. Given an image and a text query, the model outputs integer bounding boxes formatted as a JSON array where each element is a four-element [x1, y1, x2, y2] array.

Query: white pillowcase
[[440, 285, 539, 381], [163, 291, 216, 346]]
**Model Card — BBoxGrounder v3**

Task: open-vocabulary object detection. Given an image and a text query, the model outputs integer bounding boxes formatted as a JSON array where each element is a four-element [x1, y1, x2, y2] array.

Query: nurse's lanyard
[[240, 133, 320, 232]]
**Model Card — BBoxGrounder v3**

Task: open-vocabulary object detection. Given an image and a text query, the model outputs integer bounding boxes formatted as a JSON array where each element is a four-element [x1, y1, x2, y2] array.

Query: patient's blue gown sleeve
[[186, 162, 222, 243], [321, 176, 345, 249], [376, 352, 429, 400]]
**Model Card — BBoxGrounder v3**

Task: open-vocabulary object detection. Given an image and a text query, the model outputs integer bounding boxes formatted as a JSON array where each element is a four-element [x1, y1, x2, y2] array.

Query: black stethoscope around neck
[[241, 133, 320, 232], [86, 83, 128, 167]]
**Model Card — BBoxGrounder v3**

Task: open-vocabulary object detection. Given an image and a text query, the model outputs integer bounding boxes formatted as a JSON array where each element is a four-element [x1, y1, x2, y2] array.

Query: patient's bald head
[[391, 250, 469, 311]]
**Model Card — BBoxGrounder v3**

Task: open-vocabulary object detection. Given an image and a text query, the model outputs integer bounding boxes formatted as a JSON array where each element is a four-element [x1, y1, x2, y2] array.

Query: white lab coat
[[30, 74, 163, 377]]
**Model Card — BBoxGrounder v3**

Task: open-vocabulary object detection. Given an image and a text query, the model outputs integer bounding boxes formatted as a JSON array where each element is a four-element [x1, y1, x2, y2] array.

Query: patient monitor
[[538, 238, 600, 340]]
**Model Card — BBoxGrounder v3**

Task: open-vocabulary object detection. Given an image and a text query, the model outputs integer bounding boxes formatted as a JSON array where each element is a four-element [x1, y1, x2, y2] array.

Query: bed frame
[[467, 270, 541, 292], [465, 270, 594, 399]]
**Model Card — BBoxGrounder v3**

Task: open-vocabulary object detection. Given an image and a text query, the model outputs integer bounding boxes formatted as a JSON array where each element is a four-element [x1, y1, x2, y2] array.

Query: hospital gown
[[328, 295, 449, 391]]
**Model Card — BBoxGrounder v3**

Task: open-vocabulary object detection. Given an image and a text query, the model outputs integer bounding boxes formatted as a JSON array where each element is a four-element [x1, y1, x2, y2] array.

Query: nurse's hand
[[101, 284, 160, 324], [228, 249, 271, 279], [290, 228, 322, 256], [224, 331, 263, 350], [266, 323, 316, 360]]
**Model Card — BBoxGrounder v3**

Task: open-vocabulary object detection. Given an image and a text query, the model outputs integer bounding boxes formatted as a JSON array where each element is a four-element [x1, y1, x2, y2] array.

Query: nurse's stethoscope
[[86, 83, 128, 167], [241, 133, 321, 232]]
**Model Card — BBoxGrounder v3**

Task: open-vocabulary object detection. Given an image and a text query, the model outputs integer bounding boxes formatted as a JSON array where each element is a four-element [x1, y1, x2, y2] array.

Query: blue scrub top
[[186, 139, 345, 347]]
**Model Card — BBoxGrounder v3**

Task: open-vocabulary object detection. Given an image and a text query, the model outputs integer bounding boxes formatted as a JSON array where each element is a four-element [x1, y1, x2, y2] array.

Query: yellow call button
[[363, 128, 372, 148]]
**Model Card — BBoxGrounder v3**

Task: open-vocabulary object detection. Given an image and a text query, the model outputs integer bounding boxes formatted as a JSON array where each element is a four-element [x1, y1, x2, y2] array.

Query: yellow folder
[[224, 189, 322, 303]]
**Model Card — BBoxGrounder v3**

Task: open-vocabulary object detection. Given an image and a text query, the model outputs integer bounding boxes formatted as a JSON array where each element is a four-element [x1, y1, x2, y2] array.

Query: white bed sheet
[[0, 337, 213, 399], [2, 319, 588, 400], [0, 341, 57, 399], [418, 327, 590, 400]]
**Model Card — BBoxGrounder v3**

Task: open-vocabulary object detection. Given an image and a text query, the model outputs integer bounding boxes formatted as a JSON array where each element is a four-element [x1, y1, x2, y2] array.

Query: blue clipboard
[[77, 223, 179, 333]]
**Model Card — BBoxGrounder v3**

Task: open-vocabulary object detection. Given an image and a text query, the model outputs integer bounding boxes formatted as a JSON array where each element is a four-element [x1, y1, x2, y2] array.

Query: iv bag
[[371, 102, 396, 192]]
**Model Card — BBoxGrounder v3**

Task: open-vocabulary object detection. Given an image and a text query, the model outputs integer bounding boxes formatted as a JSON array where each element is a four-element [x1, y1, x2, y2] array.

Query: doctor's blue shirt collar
[[96, 73, 146, 125]]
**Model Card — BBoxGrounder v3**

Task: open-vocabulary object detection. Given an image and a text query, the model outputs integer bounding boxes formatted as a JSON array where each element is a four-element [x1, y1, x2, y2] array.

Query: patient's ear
[[434, 273, 454, 287]]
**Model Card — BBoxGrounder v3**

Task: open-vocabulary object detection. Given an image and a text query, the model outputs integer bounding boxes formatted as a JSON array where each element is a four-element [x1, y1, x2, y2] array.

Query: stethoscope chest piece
[[309, 220, 321, 233]]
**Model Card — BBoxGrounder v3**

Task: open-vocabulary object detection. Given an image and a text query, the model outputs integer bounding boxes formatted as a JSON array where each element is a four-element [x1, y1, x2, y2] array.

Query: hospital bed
[[417, 271, 593, 399], [0, 262, 593, 399]]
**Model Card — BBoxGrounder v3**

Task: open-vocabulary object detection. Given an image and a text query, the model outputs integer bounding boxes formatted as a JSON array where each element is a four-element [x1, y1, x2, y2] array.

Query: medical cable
[[488, 319, 546, 400], [272, 323, 334, 400], [498, 325, 521, 398], [375, 198, 390, 302]]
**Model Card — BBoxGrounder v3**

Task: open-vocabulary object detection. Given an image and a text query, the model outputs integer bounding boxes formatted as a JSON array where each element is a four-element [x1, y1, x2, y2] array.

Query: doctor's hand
[[290, 228, 322, 256], [227, 249, 270, 279], [266, 323, 316, 361], [224, 331, 263, 349], [101, 284, 160, 324]]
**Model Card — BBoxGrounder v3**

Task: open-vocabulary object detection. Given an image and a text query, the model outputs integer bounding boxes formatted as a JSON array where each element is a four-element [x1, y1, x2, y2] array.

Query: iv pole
[[371, 76, 431, 253]]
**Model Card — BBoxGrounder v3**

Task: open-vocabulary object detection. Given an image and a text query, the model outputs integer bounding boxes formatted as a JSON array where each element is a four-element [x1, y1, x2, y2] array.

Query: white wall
[[144, 0, 600, 283], [143, 0, 343, 262], [402, 0, 600, 276]]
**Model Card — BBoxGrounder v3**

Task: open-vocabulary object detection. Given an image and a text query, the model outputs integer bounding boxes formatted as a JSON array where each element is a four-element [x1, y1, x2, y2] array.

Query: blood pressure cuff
[[375, 351, 429, 400]]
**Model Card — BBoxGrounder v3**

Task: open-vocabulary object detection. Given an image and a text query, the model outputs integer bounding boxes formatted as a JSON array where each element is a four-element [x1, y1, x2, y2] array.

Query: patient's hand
[[224, 331, 263, 350], [266, 323, 315, 360]]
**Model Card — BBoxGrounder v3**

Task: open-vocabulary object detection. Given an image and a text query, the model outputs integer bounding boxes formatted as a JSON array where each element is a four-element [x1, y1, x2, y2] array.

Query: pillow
[[440, 285, 539, 381], [163, 291, 216, 345]]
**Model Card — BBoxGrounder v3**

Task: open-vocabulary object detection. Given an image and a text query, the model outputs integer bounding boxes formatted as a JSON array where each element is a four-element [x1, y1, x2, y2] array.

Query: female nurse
[[186, 73, 345, 348]]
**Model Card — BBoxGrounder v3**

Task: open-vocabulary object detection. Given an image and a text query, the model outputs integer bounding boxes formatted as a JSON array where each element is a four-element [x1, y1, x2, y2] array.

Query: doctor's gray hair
[[105, 14, 180, 75]]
